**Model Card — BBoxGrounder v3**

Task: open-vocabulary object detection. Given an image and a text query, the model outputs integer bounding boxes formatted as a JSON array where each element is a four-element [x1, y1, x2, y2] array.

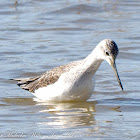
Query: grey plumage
[[12, 61, 80, 93], [106, 40, 119, 59]]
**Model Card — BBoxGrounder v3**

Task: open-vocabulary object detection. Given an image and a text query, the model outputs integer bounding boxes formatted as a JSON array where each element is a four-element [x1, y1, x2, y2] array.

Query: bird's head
[[97, 39, 123, 90]]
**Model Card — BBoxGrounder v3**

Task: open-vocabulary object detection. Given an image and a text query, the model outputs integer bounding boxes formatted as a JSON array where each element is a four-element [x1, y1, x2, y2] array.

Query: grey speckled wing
[[13, 61, 80, 93]]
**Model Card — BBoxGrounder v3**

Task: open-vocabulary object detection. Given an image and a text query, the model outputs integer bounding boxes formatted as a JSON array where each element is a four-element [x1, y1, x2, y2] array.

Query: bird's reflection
[[34, 98, 97, 127], [2, 97, 97, 128]]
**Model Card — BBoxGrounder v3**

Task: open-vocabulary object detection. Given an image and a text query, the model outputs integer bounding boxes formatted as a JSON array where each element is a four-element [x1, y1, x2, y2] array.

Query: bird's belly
[[34, 74, 95, 101], [65, 78, 94, 101]]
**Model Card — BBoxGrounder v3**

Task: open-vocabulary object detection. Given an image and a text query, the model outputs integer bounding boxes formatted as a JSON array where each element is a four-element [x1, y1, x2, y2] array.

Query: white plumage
[[13, 39, 123, 101]]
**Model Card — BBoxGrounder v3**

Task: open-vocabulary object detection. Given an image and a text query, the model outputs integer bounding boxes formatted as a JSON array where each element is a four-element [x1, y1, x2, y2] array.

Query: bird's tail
[[11, 76, 40, 92]]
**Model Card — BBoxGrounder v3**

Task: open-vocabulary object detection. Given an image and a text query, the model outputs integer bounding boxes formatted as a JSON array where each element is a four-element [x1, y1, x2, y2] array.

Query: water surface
[[0, 0, 140, 139]]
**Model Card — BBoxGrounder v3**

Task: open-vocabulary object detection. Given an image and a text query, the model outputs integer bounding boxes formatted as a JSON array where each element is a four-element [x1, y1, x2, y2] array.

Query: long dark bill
[[112, 62, 123, 90]]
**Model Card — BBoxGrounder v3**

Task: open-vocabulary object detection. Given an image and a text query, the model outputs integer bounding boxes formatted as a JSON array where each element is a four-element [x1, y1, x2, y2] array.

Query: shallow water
[[0, 0, 140, 139]]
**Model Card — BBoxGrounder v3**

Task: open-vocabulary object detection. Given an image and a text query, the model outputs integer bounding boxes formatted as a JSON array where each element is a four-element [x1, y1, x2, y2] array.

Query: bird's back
[[13, 60, 80, 93]]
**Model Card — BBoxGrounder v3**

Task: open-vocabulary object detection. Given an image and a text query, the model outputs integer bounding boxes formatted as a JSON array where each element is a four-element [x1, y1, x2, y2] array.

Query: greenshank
[[13, 39, 123, 101]]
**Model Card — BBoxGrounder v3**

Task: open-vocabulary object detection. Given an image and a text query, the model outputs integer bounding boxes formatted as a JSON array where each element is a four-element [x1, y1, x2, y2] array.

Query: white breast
[[34, 69, 95, 102]]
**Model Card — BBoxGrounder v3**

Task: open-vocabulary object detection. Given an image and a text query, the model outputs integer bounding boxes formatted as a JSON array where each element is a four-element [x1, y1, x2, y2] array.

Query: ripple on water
[[0, 0, 140, 139]]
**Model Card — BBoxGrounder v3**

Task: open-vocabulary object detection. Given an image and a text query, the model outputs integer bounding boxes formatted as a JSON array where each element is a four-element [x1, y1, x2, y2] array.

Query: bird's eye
[[106, 52, 109, 56]]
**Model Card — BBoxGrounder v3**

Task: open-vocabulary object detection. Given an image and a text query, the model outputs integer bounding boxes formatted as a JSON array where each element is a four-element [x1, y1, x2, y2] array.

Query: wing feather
[[12, 61, 79, 93]]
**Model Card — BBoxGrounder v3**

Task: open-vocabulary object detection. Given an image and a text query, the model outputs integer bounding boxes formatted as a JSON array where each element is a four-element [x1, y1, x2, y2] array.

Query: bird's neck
[[83, 46, 103, 74]]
